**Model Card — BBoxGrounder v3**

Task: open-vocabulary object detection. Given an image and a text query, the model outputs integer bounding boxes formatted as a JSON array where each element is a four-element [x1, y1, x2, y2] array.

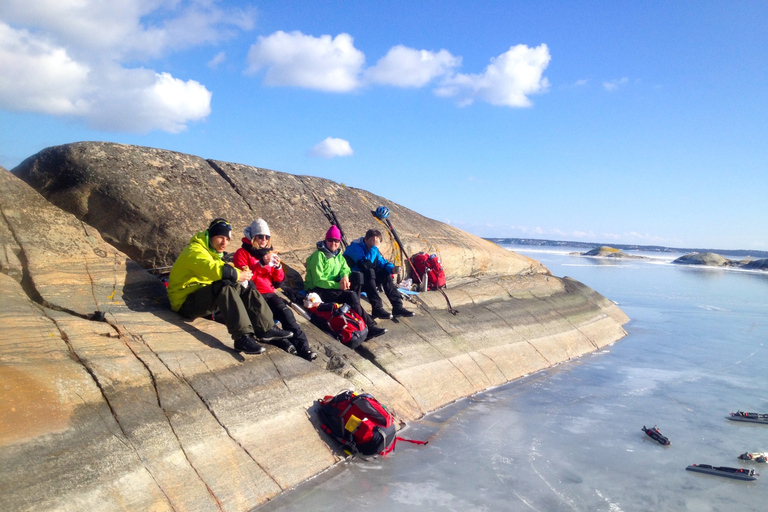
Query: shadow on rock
[[120, 260, 245, 362]]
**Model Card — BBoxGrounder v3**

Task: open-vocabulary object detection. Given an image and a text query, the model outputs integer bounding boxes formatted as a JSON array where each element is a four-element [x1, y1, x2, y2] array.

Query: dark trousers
[[262, 293, 310, 354], [361, 267, 402, 310], [178, 281, 273, 340], [310, 287, 377, 327]]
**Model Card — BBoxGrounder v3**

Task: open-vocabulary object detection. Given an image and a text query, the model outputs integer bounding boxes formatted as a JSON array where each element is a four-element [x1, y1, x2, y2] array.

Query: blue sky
[[1, 1, 766, 251]]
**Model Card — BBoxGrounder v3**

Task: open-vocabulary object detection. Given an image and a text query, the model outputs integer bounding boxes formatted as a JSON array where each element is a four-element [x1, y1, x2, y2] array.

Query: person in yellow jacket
[[167, 218, 293, 354]]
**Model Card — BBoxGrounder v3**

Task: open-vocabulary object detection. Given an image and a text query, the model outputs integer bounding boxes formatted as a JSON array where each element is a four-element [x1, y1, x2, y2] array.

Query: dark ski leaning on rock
[[685, 464, 759, 481], [371, 206, 458, 315], [642, 425, 670, 446], [315, 196, 349, 248], [727, 411, 768, 424]]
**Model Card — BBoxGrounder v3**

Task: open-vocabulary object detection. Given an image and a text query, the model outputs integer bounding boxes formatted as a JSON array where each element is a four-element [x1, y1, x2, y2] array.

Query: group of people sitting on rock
[[166, 218, 414, 361]]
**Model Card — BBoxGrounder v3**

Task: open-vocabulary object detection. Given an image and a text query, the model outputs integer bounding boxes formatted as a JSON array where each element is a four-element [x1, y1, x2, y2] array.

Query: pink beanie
[[325, 225, 341, 240]]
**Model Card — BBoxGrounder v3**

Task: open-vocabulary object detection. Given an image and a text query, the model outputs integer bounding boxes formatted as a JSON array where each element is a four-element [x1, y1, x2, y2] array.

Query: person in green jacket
[[167, 218, 293, 354], [305, 226, 386, 340]]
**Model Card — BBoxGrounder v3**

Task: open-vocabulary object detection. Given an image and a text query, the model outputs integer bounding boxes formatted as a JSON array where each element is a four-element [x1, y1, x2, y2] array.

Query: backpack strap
[[382, 436, 429, 455], [438, 288, 458, 315]]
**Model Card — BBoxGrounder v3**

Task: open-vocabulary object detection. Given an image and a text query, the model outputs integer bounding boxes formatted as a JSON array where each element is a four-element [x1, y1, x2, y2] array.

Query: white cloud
[[246, 31, 365, 92], [0, 23, 90, 115], [435, 44, 551, 107], [84, 69, 212, 133], [364, 45, 460, 87], [0, 1, 254, 132], [603, 77, 628, 91], [208, 51, 226, 69], [574, 79, 588, 86], [308, 137, 354, 158], [0, 0, 256, 61], [244, 31, 550, 109]]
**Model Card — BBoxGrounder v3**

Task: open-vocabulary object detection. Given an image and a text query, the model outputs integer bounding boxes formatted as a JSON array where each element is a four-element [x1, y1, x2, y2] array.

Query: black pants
[[360, 267, 402, 310], [262, 293, 311, 354], [310, 287, 377, 327], [178, 281, 273, 341]]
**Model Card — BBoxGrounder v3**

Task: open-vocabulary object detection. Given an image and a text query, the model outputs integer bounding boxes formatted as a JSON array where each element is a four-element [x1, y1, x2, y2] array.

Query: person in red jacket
[[233, 219, 317, 361]]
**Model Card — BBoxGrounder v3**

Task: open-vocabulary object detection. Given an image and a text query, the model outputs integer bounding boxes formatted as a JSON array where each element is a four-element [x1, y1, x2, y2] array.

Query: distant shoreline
[[485, 237, 768, 259]]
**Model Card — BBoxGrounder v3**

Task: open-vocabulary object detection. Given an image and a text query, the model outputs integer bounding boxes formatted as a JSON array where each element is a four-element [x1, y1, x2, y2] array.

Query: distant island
[[487, 238, 768, 259], [672, 252, 768, 270], [572, 246, 647, 259], [485, 238, 768, 271]]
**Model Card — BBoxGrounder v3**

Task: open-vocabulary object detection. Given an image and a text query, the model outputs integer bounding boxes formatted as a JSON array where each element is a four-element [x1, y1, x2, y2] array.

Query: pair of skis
[[315, 197, 349, 248], [312, 197, 458, 315], [371, 207, 458, 315]]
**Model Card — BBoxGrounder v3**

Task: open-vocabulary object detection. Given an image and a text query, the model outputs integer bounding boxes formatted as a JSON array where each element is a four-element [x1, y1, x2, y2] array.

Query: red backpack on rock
[[317, 390, 427, 457], [310, 303, 368, 349], [410, 252, 446, 290]]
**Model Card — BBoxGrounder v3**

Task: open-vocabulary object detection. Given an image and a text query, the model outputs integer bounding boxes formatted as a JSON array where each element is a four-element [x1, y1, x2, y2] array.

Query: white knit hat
[[244, 218, 270, 239]]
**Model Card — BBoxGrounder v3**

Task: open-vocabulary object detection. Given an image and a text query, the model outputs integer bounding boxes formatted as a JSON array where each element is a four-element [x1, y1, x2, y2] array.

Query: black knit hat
[[208, 218, 232, 239]]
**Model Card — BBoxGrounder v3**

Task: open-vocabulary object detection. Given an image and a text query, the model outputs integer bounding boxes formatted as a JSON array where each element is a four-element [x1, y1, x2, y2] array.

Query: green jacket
[[167, 231, 237, 311], [304, 241, 351, 290]]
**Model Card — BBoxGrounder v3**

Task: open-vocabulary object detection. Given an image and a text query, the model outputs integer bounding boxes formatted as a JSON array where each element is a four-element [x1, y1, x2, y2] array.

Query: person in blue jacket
[[344, 229, 414, 319]]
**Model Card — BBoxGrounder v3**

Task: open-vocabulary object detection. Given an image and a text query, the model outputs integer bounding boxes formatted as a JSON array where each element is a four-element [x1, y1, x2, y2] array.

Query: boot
[[259, 326, 294, 342], [234, 334, 266, 354], [371, 306, 393, 320], [299, 349, 318, 361], [273, 338, 297, 355], [392, 305, 414, 318], [366, 326, 387, 340]]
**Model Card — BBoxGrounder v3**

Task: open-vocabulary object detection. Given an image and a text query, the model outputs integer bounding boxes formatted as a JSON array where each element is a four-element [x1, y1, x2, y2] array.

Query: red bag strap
[[381, 436, 429, 455]]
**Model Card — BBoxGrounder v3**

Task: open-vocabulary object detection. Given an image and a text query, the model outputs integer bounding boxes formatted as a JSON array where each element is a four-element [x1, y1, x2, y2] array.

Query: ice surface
[[256, 246, 768, 512]]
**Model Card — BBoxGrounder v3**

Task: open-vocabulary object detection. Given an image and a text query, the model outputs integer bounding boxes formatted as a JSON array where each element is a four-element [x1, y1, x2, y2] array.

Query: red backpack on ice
[[410, 252, 446, 290], [317, 390, 427, 457], [310, 303, 368, 349]]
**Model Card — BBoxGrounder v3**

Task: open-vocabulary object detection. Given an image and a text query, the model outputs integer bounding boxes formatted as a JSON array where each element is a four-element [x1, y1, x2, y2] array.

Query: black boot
[[234, 334, 266, 354], [371, 306, 393, 320], [299, 349, 318, 361], [392, 305, 414, 318], [273, 338, 297, 355], [366, 326, 387, 340], [259, 326, 294, 342]]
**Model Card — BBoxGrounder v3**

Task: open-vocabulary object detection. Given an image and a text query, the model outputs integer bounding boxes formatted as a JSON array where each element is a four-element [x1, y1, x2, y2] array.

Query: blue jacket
[[344, 237, 394, 274]]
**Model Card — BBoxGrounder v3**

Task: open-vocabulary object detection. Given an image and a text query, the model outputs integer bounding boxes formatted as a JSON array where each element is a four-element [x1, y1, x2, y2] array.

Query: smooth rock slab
[[0, 163, 629, 511]]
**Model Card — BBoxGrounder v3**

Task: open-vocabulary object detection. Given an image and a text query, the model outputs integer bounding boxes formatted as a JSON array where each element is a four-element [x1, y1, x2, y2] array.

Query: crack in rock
[[38, 307, 177, 511]]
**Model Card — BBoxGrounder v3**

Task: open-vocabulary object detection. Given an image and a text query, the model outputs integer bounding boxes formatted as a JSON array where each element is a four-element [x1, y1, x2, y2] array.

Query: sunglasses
[[327, 238, 341, 243], [255, 234, 271, 240]]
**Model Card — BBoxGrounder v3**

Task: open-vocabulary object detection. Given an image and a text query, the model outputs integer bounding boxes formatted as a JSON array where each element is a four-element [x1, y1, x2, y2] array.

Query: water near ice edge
[[256, 245, 768, 512]]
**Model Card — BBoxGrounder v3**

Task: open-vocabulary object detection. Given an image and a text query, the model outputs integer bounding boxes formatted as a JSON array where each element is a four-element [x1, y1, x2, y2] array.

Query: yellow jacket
[[167, 231, 237, 311]]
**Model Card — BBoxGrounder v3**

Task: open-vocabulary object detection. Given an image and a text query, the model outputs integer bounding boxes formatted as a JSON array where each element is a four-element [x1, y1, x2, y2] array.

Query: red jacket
[[232, 240, 284, 294]]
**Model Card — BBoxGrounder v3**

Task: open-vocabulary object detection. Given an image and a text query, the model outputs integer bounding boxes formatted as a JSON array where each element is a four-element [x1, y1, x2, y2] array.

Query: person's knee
[[375, 266, 393, 280], [344, 291, 361, 306], [275, 300, 292, 317], [349, 271, 364, 288], [217, 281, 240, 298]]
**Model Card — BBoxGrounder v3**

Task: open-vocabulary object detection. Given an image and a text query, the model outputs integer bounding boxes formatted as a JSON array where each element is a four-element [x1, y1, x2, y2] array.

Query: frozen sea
[[257, 245, 768, 511]]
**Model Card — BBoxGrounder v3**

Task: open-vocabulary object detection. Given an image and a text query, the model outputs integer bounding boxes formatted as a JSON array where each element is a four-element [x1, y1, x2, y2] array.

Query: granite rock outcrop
[[12, 142, 539, 282], [1, 143, 630, 512], [673, 252, 768, 270], [574, 246, 647, 259]]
